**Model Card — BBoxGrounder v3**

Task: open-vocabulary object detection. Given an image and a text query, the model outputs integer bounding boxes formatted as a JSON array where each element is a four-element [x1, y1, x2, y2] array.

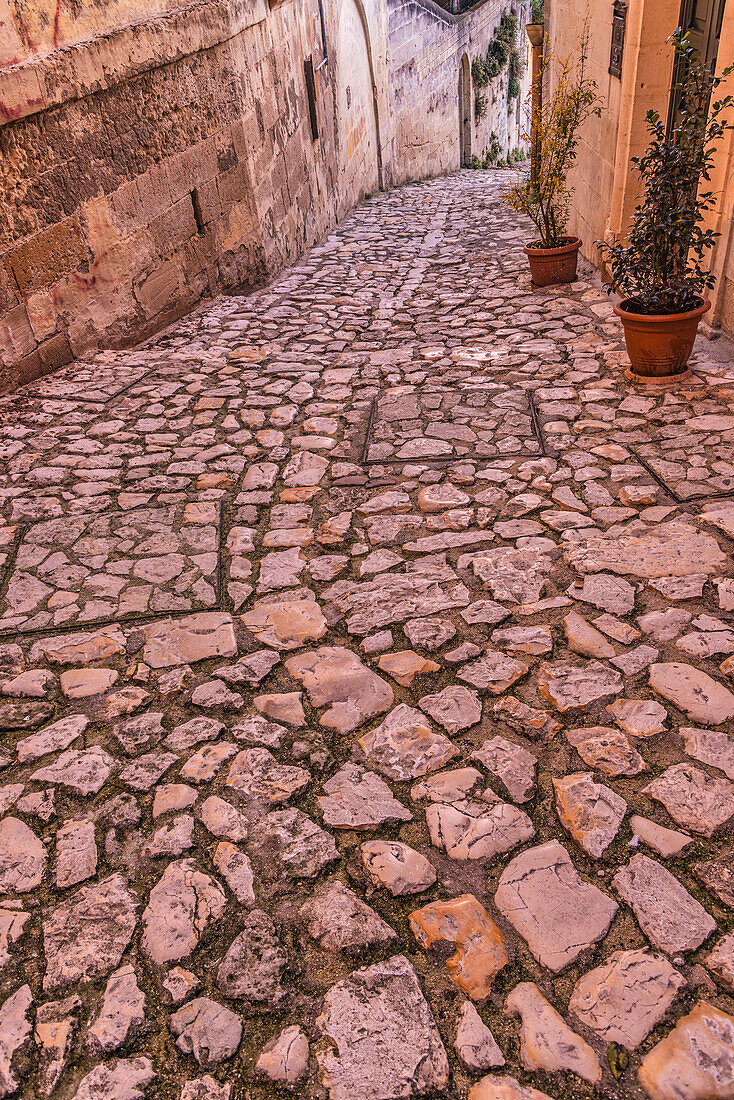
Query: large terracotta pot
[[524, 237, 581, 287], [614, 297, 711, 384]]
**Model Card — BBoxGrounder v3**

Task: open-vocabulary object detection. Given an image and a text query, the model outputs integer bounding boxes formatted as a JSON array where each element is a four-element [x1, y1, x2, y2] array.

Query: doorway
[[668, 0, 727, 132], [459, 54, 472, 166]]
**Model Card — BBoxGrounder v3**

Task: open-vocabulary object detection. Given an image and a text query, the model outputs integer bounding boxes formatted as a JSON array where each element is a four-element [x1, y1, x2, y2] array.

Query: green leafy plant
[[504, 26, 602, 247], [530, 0, 544, 22], [475, 89, 488, 121], [508, 44, 524, 102], [598, 29, 733, 315], [472, 12, 518, 87], [470, 133, 503, 169]]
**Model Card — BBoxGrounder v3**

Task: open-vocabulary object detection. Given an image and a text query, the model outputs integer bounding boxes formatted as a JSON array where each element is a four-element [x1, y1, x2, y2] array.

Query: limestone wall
[[548, 0, 734, 337], [0, 0, 530, 391]]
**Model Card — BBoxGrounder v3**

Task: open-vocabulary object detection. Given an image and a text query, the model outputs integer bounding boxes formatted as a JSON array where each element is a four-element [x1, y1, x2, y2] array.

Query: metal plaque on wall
[[609, 0, 627, 78]]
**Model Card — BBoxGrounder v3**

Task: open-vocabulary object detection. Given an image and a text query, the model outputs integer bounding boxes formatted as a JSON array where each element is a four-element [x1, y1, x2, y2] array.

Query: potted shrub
[[598, 30, 733, 383], [504, 27, 602, 286]]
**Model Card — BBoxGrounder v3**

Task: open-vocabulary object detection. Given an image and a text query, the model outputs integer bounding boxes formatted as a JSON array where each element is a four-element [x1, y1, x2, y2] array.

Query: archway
[[459, 54, 472, 166], [334, 0, 381, 204]]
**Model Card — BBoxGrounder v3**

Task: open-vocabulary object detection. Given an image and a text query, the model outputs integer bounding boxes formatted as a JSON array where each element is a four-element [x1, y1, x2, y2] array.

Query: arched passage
[[459, 54, 472, 167]]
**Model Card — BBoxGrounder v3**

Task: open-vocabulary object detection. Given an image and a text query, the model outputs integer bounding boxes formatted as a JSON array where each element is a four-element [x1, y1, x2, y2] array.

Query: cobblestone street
[[2, 169, 734, 1099]]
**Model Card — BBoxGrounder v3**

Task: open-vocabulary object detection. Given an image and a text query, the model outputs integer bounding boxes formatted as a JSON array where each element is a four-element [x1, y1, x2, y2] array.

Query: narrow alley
[[1, 170, 734, 1100]]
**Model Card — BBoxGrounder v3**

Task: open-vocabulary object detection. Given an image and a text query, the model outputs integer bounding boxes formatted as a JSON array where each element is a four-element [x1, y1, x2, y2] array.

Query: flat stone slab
[[694, 848, 734, 908], [569, 948, 685, 1048], [564, 522, 726, 579], [43, 874, 138, 990], [248, 808, 339, 881], [318, 763, 412, 829], [613, 854, 716, 954], [410, 894, 509, 1000], [494, 841, 618, 972], [143, 613, 237, 669], [566, 726, 645, 777], [649, 663, 734, 725], [361, 840, 436, 895], [537, 660, 623, 712], [505, 981, 601, 1084], [419, 685, 482, 734], [459, 547, 554, 604], [285, 646, 393, 732], [328, 564, 470, 635], [644, 763, 734, 837], [300, 880, 397, 952], [680, 727, 734, 780], [315, 955, 449, 1099], [457, 652, 529, 694], [357, 704, 458, 780], [472, 737, 537, 802]]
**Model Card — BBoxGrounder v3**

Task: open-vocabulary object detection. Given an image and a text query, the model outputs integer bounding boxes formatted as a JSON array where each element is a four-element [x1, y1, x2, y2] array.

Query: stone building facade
[[0, 0, 530, 392], [547, 0, 734, 336]]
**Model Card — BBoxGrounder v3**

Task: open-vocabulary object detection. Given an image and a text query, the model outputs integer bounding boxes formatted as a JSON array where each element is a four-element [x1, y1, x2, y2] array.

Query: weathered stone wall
[[387, 0, 530, 184], [0, 0, 529, 391]]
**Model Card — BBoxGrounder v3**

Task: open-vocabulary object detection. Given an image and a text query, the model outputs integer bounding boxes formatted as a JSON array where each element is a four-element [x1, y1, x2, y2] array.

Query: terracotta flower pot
[[614, 297, 711, 384], [524, 237, 581, 287]]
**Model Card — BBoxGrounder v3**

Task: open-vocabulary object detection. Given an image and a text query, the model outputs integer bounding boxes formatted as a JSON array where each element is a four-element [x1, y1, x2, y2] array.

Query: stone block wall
[[0, 0, 529, 391]]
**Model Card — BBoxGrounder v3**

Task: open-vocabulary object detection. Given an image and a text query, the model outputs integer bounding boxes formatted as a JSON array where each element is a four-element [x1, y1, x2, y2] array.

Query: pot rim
[[524, 237, 581, 257], [614, 297, 711, 323]]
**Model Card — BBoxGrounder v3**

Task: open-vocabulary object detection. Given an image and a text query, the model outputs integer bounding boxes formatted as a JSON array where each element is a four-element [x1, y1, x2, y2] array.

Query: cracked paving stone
[[256, 1025, 309, 1088], [141, 859, 226, 965], [35, 993, 80, 1096], [568, 948, 685, 1048], [494, 840, 618, 972], [241, 593, 327, 649], [564, 521, 726, 579], [491, 697, 561, 742], [357, 703, 458, 780], [706, 932, 734, 990], [318, 763, 412, 828], [0, 906, 29, 971], [403, 617, 456, 650], [419, 685, 482, 734], [0, 984, 32, 1098], [410, 894, 508, 999], [613, 854, 716, 954], [55, 819, 97, 888], [459, 547, 555, 604], [505, 981, 601, 1084], [553, 772, 626, 858], [16, 714, 88, 762], [142, 613, 237, 668], [327, 564, 470, 635], [315, 955, 449, 1099], [170, 997, 242, 1066], [198, 796, 250, 842], [31, 746, 115, 795], [567, 573, 636, 614], [426, 797, 535, 861], [695, 848, 734, 907], [638, 1001, 734, 1100], [457, 651, 529, 694], [180, 1077, 231, 1100], [300, 879, 397, 952], [607, 697, 667, 737], [680, 727, 734, 780], [285, 645, 393, 732], [43, 873, 138, 990], [360, 840, 436, 895], [225, 747, 310, 807], [644, 763, 734, 836]]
